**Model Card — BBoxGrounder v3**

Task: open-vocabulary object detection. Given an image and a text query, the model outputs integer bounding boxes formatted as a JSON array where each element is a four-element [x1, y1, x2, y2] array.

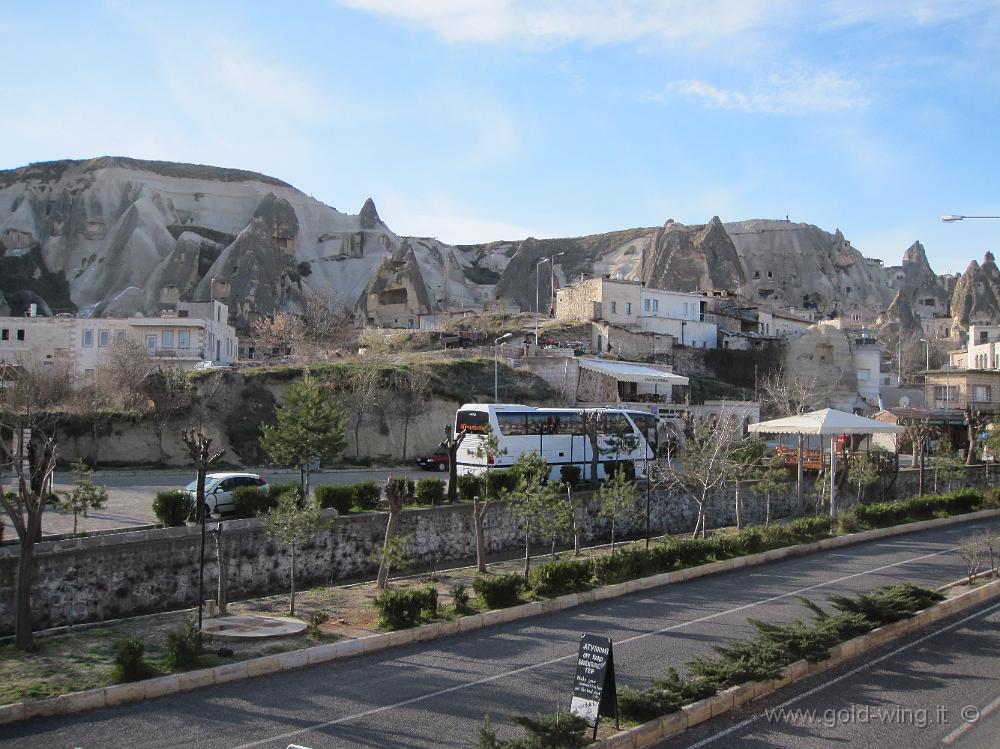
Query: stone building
[[556, 276, 717, 349], [0, 300, 237, 383]]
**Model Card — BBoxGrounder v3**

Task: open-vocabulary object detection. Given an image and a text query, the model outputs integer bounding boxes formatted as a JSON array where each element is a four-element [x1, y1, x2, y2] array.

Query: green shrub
[[486, 468, 519, 498], [671, 537, 714, 567], [619, 668, 716, 722], [451, 584, 473, 615], [603, 461, 635, 482], [268, 481, 301, 500], [415, 478, 446, 506], [373, 585, 438, 630], [113, 637, 148, 682], [353, 481, 382, 510], [559, 465, 582, 487], [315, 484, 354, 514], [827, 582, 944, 626], [529, 558, 592, 597], [153, 490, 190, 527], [457, 473, 482, 502], [478, 711, 590, 749], [164, 616, 202, 670], [591, 553, 632, 585], [473, 573, 524, 609], [233, 485, 277, 518], [306, 610, 330, 637], [785, 515, 834, 541]]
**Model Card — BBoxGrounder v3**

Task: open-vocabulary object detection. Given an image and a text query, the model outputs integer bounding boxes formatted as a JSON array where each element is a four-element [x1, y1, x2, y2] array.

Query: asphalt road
[[4, 517, 999, 749], [660, 593, 1000, 749], [41, 467, 430, 536]]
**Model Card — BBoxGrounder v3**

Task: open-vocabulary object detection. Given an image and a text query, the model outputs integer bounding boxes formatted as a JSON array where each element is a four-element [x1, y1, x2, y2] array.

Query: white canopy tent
[[577, 359, 689, 385], [748, 408, 904, 516]]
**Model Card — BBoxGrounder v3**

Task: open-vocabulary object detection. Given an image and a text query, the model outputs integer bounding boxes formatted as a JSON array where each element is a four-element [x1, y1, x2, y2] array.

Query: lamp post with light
[[941, 215, 1000, 222], [919, 338, 930, 372], [494, 332, 513, 402]]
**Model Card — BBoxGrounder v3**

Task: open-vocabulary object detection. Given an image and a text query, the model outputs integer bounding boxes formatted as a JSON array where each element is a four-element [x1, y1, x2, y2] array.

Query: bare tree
[[181, 428, 226, 522], [250, 311, 305, 361], [472, 427, 505, 573], [903, 420, 937, 497], [660, 411, 743, 538], [97, 337, 154, 409], [390, 368, 432, 460], [143, 366, 191, 463], [0, 363, 61, 650], [758, 366, 839, 418], [441, 425, 467, 503], [376, 477, 410, 590], [958, 534, 984, 586], [579, 410, 610, 482], [301, 288, 354, 354], [343, 363, 384, 460], [964, 408, 989, 466]]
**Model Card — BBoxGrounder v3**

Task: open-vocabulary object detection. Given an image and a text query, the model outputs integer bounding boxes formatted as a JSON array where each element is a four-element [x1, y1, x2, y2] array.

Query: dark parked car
[[416, 451, 449, 471]]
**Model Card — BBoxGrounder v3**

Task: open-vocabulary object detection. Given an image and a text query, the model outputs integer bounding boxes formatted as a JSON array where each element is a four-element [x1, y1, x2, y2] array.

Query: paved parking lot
[[39, 466, 430, 537]]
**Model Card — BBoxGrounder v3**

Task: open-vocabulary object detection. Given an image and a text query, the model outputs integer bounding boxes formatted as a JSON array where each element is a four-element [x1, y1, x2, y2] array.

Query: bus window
[[456, 410, 489, 434], [557, 412, 584, 435], [527, 413, 556, 435], [497, 412, 528, 435]]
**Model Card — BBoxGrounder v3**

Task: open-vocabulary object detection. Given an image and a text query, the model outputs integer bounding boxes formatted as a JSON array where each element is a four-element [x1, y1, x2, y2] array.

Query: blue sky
[[3, 1, 998, 275]]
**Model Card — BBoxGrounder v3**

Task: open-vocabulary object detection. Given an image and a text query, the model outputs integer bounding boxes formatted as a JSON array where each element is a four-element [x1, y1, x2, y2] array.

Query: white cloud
[[340, 0, 999, 47], [666, 70, 870, 114], [340, 0, 783, 46]]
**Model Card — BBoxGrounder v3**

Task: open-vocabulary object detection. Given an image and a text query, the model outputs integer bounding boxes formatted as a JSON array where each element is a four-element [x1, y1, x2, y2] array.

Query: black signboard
[[570, 634, 618, 736]]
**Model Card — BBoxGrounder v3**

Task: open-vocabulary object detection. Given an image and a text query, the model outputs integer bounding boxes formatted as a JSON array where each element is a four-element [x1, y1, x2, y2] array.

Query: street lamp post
[[535, 258, 551, 349], [941, 215, 1000, 222], [920, 338, 930, 372], [494, 332, 513, 402]]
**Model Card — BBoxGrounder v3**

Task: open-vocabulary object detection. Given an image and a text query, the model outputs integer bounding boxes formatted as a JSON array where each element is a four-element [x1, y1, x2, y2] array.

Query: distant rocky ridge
[[0, 156, 992, 338]]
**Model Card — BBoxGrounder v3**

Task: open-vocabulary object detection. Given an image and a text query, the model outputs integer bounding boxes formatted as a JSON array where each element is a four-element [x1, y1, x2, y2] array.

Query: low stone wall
[[1, 466, 993, 634]]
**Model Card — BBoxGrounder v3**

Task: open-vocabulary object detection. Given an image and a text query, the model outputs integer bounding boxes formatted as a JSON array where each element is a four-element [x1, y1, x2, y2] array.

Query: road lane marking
[[941, 692, 1000, 744], [230, 544, 960, 749], [682, 600, 1000, 748]]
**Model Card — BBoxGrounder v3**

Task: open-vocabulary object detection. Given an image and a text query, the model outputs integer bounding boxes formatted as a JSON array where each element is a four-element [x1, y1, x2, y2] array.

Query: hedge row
[[841, 487, 984, 530], [619, 583, 944, 722], [314, 481, 381, 513], [372, 585, 438, 630]]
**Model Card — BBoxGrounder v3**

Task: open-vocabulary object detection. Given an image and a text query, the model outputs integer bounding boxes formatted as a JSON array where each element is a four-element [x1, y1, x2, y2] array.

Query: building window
[[974, 385, 992, 402], [98, 329, 110, 347], [625, 303, 632, 315], [1, 329, 8, 341], [652, 299, 658, 312], [933, 385, 958, 402], [611, 301, 617, 315], [146, 335, 157, 352], [162, 331, 174, 348], [644, 299, 650, 312], [114, 330, 126, 343], [16, 329, 24, 341], [767, 271, 773, 278], [178, 331, 190, 349], [82, 329, 94, 347]]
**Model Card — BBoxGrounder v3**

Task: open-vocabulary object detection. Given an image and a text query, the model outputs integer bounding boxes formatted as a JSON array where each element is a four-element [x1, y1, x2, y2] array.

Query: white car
[[193, 360, 234, 370], [185, 472, 268, 515]]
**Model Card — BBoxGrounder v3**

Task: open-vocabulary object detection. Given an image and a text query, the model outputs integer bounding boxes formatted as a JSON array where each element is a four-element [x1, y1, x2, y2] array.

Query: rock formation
[[0, 156, 992, 339]]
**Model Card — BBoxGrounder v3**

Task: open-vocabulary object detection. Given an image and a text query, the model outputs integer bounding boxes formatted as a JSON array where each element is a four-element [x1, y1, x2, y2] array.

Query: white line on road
[[230, 544, 960, 748], [681, 601, 1000, 748], [941, 692, 1000, 744]]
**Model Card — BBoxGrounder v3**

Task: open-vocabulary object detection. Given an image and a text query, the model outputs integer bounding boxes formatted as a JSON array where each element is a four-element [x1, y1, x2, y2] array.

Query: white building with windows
[[0, 300, 237, 383], [555, 276, 718, 350]]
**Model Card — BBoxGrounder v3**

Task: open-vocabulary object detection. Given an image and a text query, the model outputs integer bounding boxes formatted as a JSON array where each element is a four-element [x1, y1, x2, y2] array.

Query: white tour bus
[[454, 403, 657, 480]]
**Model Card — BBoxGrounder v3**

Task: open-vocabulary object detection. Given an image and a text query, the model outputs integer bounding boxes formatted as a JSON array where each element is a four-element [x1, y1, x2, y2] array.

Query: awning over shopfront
[[577, 359, 689, 386]]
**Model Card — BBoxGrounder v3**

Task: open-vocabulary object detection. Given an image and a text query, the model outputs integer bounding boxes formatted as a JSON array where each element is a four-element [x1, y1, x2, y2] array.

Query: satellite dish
[[899, 396, 911, 408]]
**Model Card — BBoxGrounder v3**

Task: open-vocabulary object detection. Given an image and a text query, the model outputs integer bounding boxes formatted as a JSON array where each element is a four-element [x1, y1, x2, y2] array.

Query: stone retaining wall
[[0, 465, 993, 634]]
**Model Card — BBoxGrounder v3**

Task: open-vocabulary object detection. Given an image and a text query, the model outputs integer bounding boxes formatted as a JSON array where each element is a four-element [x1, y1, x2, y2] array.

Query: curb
[[591, 576, 1000, 748], [1, 508, 997, 726]]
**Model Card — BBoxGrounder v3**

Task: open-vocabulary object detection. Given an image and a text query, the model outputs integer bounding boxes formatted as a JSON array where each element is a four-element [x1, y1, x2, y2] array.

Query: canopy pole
[[796, 434, 803, 509], [830, 434, 837, 518]]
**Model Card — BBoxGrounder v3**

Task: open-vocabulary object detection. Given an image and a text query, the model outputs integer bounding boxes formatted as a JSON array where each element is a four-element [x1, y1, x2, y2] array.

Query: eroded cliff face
[[0, 157, 399, 322], [0, 156, 983, 333], [950, 252, 1000, 329]]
